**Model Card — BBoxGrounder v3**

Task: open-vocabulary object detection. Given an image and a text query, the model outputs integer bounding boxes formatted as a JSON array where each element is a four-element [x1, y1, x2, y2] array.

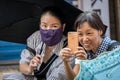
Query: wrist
[[28, 65, 34, 75], [63, 60, 70, 64]]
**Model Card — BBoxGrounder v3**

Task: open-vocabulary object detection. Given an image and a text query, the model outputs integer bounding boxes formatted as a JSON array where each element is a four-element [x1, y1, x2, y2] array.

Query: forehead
[[77, 22, 92, 29], [40, 13, 60, 23], [41, 12, 58, 19], [77, 22, 98, 32]]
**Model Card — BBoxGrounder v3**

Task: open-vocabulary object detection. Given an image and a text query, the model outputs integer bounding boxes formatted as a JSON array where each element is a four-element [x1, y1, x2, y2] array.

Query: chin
[[84, 47, 91, 51]]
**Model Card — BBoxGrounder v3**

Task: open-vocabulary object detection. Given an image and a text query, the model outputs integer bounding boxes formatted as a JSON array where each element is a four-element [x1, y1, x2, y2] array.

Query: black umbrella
[[0, 0, 83, 44]]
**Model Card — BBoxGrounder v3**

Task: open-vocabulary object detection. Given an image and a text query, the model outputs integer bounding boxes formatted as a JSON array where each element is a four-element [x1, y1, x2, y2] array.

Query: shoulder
[[27, 30, 40, 40], [107, 41, 120, 51], [27, 30, 41, 49], [101, 36, 120, 51], [95, 36, 120, 55]]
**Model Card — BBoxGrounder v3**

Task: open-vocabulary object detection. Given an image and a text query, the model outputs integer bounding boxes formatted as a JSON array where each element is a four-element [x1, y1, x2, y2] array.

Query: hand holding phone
[[68, 32, 78, 54]]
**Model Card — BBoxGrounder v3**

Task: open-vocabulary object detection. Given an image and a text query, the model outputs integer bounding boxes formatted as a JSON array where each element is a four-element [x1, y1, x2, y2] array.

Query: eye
[[87, 33, 91, 34], [52, 25, 60, 29], [53, 25, 58, 28], [78, 33, 83, 36], [41, 24, 47, 28], [87, 32, 92, 35]]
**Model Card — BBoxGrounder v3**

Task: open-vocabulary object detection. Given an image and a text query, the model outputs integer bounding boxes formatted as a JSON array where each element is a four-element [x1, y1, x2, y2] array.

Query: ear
[[62, 24, 66, 31], [99, 30, 103, 36]]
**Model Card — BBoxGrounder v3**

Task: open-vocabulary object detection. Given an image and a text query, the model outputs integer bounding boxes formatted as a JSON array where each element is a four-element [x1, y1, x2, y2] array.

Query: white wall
[[72, 0, 110, 36]]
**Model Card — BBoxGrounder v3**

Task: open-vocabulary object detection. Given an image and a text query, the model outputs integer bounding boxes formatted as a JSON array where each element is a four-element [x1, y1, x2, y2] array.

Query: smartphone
[[68, 32, 78, 54]]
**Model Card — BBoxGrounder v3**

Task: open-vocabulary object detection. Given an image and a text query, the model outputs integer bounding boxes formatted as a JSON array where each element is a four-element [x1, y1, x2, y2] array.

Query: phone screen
[[68, 32, 78, 54]]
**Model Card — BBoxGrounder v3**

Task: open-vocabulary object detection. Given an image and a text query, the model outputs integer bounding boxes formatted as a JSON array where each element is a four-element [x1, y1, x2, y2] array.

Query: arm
[[19, 50, 42, 75], [19, 62, 33, 75], [19, 48, 34, 75], [19, 30, 41, 75], [60, 48, 77, 80], [60, 47, 87, 80], [63, 58, 80, 80], [63, 61, 77, 80]]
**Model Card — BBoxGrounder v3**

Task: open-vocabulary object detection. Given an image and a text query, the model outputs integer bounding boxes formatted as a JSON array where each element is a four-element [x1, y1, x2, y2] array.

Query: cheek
[[78, 36, 98, 48], [92, 37, 98, 44], [90, 37, 100, 50], [78, 37, 82, 44]]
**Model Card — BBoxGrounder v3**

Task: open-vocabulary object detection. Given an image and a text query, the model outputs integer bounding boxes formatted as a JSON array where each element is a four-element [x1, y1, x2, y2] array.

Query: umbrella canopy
[[0, 0, 83, 44], [0, 0, 83, 65]]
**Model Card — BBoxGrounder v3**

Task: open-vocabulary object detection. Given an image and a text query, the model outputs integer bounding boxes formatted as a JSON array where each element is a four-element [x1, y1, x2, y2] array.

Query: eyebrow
[[51, 23, 60, 25], [77, 28, 92, 32], [41, 22, 60, 26], [40, 22, 46, 24]]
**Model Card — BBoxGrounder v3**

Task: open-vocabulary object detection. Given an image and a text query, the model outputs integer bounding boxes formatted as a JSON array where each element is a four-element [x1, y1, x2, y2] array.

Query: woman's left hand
[[74, 47, 87, 60]]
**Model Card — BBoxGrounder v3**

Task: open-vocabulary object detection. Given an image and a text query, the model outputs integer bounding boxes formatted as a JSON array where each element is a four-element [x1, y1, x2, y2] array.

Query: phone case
[[68, 32, 78, 54]]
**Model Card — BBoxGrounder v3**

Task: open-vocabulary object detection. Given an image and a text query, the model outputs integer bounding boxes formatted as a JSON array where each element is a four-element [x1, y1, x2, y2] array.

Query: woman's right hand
[[28, 54, 42, 72], [60, 48, 73, 62]]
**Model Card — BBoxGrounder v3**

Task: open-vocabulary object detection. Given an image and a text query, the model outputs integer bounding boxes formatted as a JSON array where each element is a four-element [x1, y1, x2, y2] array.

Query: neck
[[46, 45, 55, 50], [92, 38, 103, 53], [43, 45, 55, 63]]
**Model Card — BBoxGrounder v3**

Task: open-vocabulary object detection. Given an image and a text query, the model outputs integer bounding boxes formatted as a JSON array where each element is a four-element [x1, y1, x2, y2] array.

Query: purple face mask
[[40, 27, 63, 46]]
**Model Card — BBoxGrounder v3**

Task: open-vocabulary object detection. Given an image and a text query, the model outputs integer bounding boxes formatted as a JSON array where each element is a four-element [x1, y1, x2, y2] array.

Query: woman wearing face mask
[[19, 6, 75, 80], [60, 11, 120, 80]]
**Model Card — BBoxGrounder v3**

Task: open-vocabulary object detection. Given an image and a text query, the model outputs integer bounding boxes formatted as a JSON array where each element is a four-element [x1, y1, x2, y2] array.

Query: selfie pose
[[60, 11, 120, 80]]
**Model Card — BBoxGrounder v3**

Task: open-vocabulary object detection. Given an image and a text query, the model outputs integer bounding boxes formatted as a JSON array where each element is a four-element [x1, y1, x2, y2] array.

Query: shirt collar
[[87, 36, 112, 59]]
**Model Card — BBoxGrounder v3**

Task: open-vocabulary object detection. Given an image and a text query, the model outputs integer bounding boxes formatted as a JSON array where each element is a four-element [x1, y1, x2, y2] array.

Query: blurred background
[[0, 0, 120, 79], [67, 0, 120, 41]]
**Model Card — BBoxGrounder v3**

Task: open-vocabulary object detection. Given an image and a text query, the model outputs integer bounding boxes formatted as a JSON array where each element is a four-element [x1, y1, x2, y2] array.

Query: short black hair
[[74, 11, 107, 36]]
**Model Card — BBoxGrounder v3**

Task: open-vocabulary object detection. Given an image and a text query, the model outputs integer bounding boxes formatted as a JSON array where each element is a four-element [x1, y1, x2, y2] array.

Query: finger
[[36, 54, 42, 60], [63, 47, 71, 51], [62, 48, 73, 54], [76, 53, 87, 60], [33, 62, 37, 66], [34, 55, 42, 64], [76, 49, 86, 54], [32, 58, 40, 66], [30, 59, 37, 68], [63, 52, 73, 57], [77, 56, 86, 60], [77, 47, 85, 50], [60, 51, 73, 58], [31, 59, 35, 64], [76, 50, 87, 56]]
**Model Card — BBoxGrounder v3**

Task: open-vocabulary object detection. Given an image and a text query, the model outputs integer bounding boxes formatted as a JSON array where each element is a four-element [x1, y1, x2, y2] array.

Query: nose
[[46, 26, 51, 30], [82, 36, 89, 42], [43, 25, 52, 30]]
